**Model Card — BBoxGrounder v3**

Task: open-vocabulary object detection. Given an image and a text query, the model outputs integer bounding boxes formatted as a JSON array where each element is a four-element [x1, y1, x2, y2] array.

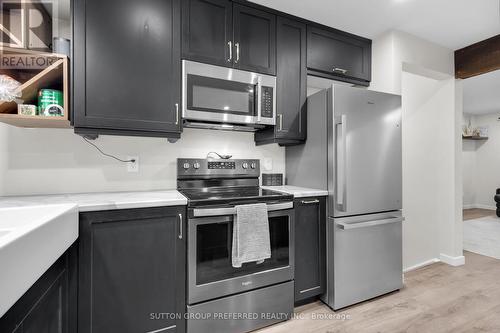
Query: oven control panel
[[208, 161, 236, 169], [177, 159, 260, 178], [261, 86, 274, 118]]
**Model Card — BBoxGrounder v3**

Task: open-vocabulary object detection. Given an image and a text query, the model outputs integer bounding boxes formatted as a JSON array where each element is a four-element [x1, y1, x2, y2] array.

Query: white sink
[[0, 204, 78, 317]]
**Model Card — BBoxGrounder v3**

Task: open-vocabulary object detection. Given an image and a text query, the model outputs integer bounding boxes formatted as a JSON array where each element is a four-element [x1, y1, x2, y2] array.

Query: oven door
[[182, 60, 276, 126], [187, 206, 294, 304]]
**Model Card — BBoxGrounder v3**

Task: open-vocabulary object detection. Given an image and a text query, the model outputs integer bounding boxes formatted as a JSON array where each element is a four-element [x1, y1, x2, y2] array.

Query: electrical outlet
[[127, 156, 139, 173], [263, 158, 273, 171]]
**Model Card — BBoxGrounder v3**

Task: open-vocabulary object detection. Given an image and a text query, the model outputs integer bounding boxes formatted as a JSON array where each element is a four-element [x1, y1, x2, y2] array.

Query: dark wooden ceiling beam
[[455, 34, 500, 79]]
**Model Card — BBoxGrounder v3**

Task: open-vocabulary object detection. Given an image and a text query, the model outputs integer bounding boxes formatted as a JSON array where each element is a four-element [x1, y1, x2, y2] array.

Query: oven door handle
[[192, 201, 293, 217]]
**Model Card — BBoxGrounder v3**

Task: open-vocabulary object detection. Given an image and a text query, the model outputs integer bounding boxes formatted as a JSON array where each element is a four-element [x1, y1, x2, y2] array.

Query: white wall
[[462, 113, 500, 210], [372, 30, 463, 270], [462, 114, 477, 208], [371, 30, 454, 95], [0, 124, 285, 196]]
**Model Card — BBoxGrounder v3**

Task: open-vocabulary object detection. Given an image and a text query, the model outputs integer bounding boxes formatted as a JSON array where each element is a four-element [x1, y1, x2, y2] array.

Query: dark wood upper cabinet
[[182, 1, 276, 75], [294, 197, 326, 303], [255, 16, 305, 146], [73, 0, 182, 138], [233, 4, 276, 75], [307, 25, 371, 85], [182, 0, 233, 67], [78, 206, 186, 333]]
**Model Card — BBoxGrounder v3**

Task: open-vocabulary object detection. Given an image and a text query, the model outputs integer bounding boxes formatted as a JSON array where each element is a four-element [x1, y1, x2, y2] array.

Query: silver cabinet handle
[[335, 114, 347, 212], [277, 114, 283, 131], [175, 103, 179, 125], [301, 199, 319, 204], [178, 213, 183, 239], [235, 42, 240, 63], [227, 41, 232, 62], [337, 216, 405, 230], [333, 67, 348, 75]]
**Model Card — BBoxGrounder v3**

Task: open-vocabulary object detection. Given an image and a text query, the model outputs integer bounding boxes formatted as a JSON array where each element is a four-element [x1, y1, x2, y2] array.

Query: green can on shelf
[[38, 89, 64, 117]]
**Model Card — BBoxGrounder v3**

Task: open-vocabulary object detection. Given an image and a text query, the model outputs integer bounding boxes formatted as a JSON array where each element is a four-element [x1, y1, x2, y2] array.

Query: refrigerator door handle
[[335, 114, 347, 212], [336, 216, 405, 230]]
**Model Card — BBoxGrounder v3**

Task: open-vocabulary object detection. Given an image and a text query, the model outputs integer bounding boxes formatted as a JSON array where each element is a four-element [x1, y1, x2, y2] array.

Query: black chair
[[495, 189, 500, 217]]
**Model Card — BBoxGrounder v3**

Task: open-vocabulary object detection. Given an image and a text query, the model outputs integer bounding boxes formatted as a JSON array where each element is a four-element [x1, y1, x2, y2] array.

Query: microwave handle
[[256, 77, 262, 123]]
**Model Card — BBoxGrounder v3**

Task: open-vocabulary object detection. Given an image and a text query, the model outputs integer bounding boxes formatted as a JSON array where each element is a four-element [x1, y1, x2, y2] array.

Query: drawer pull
[[299, 286, 321, 294], [301, 199, 319, 204]]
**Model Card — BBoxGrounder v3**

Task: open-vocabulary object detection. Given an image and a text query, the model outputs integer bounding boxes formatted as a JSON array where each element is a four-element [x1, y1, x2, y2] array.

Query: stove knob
[[250, 162, 256, 169], [193, 162, 200, 169], [242, 162, 249, 169], [183, 162, 190, 170]]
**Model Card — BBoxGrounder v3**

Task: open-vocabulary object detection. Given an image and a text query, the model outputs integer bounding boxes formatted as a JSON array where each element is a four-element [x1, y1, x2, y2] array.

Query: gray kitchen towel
[[232, 203, 271, 268]]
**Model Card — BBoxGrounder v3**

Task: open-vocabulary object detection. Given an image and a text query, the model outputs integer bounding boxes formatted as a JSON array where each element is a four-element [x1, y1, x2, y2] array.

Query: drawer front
[[187, 281, 293, 333]]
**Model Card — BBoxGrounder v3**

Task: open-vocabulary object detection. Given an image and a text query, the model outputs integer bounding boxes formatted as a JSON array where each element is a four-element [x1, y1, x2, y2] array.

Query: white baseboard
[[463, 204, 496, 211], [403, 258, 440, 273], [439, 253, 465, 266]]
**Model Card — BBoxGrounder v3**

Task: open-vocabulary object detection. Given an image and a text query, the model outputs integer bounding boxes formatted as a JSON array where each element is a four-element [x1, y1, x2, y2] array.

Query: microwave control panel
[[261, 86, 274, 118]]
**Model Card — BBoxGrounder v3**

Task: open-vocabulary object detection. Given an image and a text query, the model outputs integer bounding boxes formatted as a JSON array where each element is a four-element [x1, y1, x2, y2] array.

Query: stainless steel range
[[177, 158, 294, 333]]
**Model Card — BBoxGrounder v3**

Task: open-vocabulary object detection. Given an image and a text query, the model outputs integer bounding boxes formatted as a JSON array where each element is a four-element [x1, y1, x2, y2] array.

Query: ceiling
[[463, 70, 500, 115], [250, 0, 500, 50]]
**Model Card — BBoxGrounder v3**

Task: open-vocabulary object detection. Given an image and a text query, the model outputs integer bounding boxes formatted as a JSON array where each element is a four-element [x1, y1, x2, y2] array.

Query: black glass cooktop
[[180, 186, 293, 206]]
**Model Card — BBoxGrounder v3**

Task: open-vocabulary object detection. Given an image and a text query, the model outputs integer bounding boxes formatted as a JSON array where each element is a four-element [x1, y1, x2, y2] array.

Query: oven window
[[196, 215, 289, 285], [187, 75, 255, 116]]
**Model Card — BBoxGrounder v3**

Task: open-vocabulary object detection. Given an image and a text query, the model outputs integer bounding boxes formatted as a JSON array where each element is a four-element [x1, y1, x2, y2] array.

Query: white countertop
[[262, 185, 328, 198], [0, 204, 78, 317], [0, 190, 188, 212]]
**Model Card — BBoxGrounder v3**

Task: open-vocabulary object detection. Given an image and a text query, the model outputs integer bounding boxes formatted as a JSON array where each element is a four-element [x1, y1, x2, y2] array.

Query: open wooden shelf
[[462, 135, 488, 141], [0, 113, 69, 128], [0, 47, 70, 128]]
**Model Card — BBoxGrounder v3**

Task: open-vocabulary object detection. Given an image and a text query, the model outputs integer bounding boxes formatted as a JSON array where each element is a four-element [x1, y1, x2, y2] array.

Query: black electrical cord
[[82, 137, 136, 163], [206, 151, 232, 159]]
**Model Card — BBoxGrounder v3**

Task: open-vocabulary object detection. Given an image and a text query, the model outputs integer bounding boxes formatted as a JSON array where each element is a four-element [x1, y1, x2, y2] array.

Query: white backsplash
[[0, 124, 285, 196]]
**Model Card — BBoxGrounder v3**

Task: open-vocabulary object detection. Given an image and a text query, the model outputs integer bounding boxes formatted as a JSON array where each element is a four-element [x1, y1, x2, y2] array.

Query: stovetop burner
[[180, 186, 292, 207], [177, 158, 292, 207]]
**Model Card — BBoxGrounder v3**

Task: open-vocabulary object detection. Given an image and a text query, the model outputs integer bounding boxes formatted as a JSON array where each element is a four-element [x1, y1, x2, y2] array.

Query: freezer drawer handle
[[336, 216, 405, 230], [192, 201, 293, 217]]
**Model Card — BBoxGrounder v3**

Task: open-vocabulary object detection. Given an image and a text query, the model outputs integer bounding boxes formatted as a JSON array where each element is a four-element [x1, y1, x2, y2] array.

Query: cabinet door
[[307, 25, 371, 83], [182, 0, 233, 67], [79, 207, 186, 333], [276, 17, 306, 141], [294, 197, 326, 303], [233, 4, 276, 75], [73, 0, 181, 135]]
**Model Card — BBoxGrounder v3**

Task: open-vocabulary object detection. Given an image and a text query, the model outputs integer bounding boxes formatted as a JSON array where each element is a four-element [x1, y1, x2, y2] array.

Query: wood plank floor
[[257, 251, 500, 333], [464, 208, 496, 221]]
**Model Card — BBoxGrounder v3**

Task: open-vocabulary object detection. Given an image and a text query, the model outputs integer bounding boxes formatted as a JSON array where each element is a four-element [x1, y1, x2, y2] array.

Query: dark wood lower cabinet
[[294, 196, 326, 303], [0, 244, 78, 333], [78, 206, 186, 333]]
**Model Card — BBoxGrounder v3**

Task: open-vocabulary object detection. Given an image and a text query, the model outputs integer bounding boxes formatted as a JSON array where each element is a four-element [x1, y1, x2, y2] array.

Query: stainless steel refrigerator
[[286, 84, 403, 310]]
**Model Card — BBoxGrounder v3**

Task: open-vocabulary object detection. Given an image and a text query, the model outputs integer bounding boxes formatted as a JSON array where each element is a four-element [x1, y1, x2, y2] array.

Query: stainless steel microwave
[[182, 60, 276, 130]]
